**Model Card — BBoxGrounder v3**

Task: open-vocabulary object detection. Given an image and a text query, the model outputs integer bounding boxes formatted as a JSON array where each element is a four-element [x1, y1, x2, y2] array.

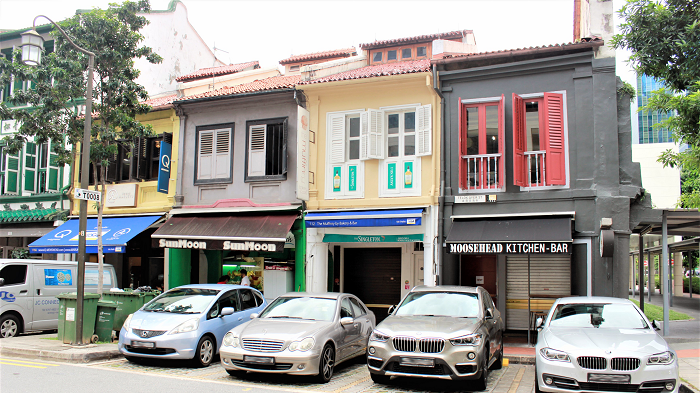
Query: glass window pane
[[525, 101, 540, 151], [348, 116, 360, 138], [485, 105, 499, 154], [405, 112, 415, 133], [387, 50, 397, 61], [349, 140, 359, 160], [388, 136, 399, 157], [388, 114, 399, 134], [402, 48, 412, 58], [405, 134, 415, 156], [373, 52, 382, 62], [466, 107, 479, 155], [417, 46, 427, 57]]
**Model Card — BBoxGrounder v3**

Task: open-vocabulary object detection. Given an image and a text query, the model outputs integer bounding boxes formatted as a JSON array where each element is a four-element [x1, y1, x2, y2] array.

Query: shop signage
[[323, 234, 423, 243], [156, 238, 282, 252], [296, 106, 310, 201], [454, 195, 496, 203], [307, 217, 421, 228], [157, 138, 172, 194], [448, 242, 572, 254], [105, 184, 138, 207]]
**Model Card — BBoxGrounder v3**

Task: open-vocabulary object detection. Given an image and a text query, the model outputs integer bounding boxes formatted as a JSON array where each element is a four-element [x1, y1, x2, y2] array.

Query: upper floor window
[[512, 92, 567, 188], [3, 137, 63, 195], [195, 124, 233, 185], [416, 46, 427, 58], [245, 118, 287, 182], [387, 50, 397, 61], [459, 96, 504, 192], [372, 52, 382, 63], [402, 48, 412, 59]]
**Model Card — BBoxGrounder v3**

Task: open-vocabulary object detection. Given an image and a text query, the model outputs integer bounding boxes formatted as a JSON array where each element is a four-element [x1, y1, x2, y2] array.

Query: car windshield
[[395, 292, 479, 318], [143, 288, 219, 314], [549, 303, 649, 329], [259, 297, 336, 321]]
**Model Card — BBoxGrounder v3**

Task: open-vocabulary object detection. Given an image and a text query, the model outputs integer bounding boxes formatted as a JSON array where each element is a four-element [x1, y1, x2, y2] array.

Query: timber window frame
[[244, 117, 288, 182], [194, 123, 233, 185]]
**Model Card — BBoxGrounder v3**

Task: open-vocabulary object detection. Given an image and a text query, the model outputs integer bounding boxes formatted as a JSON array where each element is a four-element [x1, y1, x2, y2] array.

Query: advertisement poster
[[404, 162, 413, 188], [388, 163, 396, 189], [348, 166, 357, 191], [333, 167, 341, 192], [44, 269, 73, 286]]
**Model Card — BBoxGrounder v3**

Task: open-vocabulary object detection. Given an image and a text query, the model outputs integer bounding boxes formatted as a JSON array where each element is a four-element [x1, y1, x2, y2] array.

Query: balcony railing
[[462, 153, 501, 190], [524, 150, 546, 187]]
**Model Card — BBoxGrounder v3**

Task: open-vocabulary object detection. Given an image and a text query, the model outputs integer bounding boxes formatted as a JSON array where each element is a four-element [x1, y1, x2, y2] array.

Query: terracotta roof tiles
[[298, 59, 431, 85], [360, 30, 471, 50], [177, 74, 302, 102], [176, 61, 260, 82], [434, 38, 604, 62], [279, 48, 357, 65], [142, 94, 177, 109]]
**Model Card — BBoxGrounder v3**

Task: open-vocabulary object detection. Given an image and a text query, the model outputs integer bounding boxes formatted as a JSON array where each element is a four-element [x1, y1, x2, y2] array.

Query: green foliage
[[682, 276, 700, 294], [629, 299, 691, 321], [10, 248, 29, 259], [618, 81, 637, 101]]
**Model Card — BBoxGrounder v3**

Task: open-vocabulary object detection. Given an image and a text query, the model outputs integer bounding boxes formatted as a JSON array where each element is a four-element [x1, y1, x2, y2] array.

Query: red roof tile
[[298, 60, 431, 85], [176, 61, 260, 82], [142, 94, 177, 109], [433, 38, 604, 63], [177, 74, 302, 101], [279, 48, 357, 65], [360, 30, 472, 50]]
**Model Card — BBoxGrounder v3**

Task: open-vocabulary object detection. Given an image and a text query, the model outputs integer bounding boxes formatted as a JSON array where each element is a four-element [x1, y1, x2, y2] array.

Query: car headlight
[[289, 337, 315, 352], [539, 347, 570, 362], [122, 313, 133, 331], [450, 333, 482, 346], [648, 351, 674, 365], [168, 318, 199, 335], [222, 332, 240, 348], [370, 330, 390, 342]]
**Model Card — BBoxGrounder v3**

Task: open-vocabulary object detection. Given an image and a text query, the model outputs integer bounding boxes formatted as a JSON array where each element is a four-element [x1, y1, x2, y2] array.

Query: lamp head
[[20, 29, 44, 66]]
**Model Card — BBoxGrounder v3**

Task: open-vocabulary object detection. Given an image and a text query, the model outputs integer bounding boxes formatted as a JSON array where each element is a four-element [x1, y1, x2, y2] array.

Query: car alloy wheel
[[194, 336, 214, 367], [317, 343, 335, 383], [474, 355, 489, 391], [0, 314, 20, 338]]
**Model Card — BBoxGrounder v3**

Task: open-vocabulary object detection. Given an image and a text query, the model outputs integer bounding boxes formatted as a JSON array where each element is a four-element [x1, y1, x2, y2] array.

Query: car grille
[[389, 361, 448, 375], [577, 382, 639, 392], [125, 346, 175, 355], [242, 338, 285, 352], [611, 357, 640, 371], [577, 356, 607, 370], [230, 360, 292, 370], [132, 329, 166, 338], [392, 336, 445, 353]]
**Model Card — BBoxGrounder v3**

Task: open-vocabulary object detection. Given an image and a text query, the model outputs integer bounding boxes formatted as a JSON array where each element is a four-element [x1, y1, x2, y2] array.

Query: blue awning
[[305, 209, 422, 228], [29, 215, 161, 254]]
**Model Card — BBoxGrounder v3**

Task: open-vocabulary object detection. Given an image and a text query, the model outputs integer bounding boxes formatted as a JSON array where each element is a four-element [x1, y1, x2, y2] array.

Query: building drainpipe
[[432, 64, 445, 285]]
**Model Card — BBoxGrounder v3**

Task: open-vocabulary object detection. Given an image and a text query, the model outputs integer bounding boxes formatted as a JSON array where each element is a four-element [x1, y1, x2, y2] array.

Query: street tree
[[612, 0, 700, 204], [0, 0, 162, 292]]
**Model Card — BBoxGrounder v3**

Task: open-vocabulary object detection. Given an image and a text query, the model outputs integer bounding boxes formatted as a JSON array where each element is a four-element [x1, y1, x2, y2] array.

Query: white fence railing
[[524, 150, 546, 187], [462, 153, 501, 190]]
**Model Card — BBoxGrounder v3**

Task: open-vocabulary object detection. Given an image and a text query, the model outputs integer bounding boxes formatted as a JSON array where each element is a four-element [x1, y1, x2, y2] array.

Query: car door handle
[[36, 289, 41, 295], [238, 317, 243, 321]]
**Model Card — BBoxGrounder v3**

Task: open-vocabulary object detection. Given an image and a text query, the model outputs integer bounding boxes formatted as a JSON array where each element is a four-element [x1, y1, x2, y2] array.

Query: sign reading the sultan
[[157, 238, 281, 252], [448, 242, 571, 254]]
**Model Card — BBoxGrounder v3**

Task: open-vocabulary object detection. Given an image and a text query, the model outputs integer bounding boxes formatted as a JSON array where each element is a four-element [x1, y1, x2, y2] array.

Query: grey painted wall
[[174, 91, 303, 206], [437, 51, 648, 297]]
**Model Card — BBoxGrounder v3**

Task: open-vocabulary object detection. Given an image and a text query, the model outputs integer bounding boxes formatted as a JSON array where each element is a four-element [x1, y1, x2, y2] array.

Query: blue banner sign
[[44, 269, 73, 286], [305, 209, 423, 228], [157, 139, 172, 194]]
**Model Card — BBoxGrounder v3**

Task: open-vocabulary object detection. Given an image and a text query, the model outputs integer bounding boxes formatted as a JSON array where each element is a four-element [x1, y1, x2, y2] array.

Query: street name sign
[[74, 188, 101, 202]]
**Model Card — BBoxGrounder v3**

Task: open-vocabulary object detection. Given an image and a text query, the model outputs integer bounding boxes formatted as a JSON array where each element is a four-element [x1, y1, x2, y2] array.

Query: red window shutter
[[498, 94, 505, 189], [458, 97, 466, 190], [543, 92, 566, 185], [512, 93, 526, 187]]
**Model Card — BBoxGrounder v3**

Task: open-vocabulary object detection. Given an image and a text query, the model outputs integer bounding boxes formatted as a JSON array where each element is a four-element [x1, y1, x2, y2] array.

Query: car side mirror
[[536, 317, 545, 329], [388, 305, 396, 315], [250, 313, 259, 319], [485, 309, 494, 319], [340, 317, 354, 325], [220, 307, 235, 318]]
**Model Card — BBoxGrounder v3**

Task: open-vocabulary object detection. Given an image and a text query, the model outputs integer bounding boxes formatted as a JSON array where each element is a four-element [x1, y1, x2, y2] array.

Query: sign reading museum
[[448, 242, 572, 254]]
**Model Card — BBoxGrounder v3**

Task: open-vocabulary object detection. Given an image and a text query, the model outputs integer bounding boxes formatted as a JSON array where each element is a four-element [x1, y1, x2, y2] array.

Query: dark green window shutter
[[24, 142, 37, 192], [46, 139, 61, 192], [5, 154, 20, 195]]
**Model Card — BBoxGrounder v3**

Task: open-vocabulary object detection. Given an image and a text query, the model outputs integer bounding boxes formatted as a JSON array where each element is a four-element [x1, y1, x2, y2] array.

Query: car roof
[[410, 285, 479, 294], [172, 284, 253, 291], [278, 292, 346, 300], [554, 296, 632, 305]]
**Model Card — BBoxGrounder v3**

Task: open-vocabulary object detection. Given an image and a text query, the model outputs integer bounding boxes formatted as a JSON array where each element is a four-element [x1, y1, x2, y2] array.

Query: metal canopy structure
[[631, 209, 700, 336]]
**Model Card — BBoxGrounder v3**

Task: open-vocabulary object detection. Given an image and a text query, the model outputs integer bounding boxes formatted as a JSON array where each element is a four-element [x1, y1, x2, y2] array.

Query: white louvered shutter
[[368, 109, 384, 159], [416, 104, 432, 156], [328, 113, 345, 164], [248, 125, 266, 177], [360, 111, 369, 160], [215, 129, 231, 179], [197, 130, 214, 180]]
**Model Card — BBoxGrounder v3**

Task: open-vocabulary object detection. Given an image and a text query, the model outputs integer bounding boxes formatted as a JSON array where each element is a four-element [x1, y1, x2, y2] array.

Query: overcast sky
[[0, 0, 635, 85]]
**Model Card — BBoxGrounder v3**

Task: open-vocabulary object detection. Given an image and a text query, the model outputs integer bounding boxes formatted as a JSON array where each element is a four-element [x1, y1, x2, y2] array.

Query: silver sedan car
[[219, 292, 376, 383], [119, 284, 266, 367], [535, 296, 680, 393], [367, 286, 505, 390]]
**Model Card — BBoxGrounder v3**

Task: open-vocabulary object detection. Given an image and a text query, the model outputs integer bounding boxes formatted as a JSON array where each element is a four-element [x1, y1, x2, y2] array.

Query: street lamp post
[[21, 16, 94, 345]]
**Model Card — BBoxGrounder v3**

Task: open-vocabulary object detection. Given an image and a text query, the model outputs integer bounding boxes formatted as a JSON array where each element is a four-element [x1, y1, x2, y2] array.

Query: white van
[[0, 259, 118, 338]]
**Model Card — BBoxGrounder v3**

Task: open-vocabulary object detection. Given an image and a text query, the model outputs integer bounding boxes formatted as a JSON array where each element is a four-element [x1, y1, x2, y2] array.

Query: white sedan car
[[535, 296, 679, 393]]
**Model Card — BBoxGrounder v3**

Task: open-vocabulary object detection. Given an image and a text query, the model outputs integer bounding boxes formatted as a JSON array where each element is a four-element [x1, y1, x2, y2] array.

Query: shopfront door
[[343, 247, 401, 323]]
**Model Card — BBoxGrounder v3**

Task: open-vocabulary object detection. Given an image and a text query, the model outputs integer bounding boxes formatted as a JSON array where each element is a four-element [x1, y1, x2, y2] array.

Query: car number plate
[[131, 340, 155, 349], [588, 373, 631, 383], [244, 355, 275, 364], [400, 357, 435, 367]]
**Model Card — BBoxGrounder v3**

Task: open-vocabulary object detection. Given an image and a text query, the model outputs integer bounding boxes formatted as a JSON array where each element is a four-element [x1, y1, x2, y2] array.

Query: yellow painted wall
[[70, 108, 179, 215], [302, 73, 441, 211]]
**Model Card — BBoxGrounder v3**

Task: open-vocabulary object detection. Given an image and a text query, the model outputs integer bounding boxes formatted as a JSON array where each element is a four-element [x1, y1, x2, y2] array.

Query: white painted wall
[[631, 143, 681, 209]]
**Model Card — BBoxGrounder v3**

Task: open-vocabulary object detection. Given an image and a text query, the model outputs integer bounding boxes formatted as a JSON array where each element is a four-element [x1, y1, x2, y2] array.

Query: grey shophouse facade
[[434, 40, 652, 331], [154, 75, 309, 301]]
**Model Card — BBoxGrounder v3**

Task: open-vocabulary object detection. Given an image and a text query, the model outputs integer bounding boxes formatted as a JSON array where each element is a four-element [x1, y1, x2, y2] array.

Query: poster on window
[[404, 162, 413, 188], [333, 167, 341, 192], [349, 166, 357, 191], [388, 163, 396, 189], [44, 269, 73, 286]]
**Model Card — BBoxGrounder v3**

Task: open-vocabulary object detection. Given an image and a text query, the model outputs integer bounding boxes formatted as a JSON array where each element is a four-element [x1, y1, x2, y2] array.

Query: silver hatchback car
[[367, 286, 504, 390], [118, 284, 266, 367]]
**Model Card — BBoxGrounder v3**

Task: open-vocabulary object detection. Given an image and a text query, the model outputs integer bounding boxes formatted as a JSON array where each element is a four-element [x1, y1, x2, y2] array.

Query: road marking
[[0, 358, 60, 367], [332, 375, 370, 393], [508, 366, 526, 393], [0, 361, 47, 369]]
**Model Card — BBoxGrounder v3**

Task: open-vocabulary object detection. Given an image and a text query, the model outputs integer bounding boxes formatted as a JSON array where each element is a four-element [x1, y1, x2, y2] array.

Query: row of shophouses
[[1, 13, 655, 329]]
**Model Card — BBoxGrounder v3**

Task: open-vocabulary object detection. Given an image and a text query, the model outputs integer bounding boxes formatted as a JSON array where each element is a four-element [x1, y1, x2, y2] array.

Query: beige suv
[[367, 285, 504, 390]]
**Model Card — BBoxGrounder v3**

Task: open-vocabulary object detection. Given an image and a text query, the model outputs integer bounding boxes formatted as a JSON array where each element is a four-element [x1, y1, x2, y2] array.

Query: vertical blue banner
[[157, 140, 172, 194]]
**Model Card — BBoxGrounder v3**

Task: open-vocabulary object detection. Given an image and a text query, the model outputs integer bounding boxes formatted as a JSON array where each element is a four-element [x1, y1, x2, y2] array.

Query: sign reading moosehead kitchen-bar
[[448, 242, 572, 254], [156, 238, 284, 251]]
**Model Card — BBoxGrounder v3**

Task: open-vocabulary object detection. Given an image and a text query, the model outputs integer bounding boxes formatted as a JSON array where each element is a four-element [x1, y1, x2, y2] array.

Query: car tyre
[[491, 341, 504, 370], [316, 343, 335, 383], [124, 355, 142, 364], [0, 314, 20, 338], [474, 356, 489, 391], [193, 335, 215, 367], [226, 369, 247, 378], [370, 373, 391, 385]]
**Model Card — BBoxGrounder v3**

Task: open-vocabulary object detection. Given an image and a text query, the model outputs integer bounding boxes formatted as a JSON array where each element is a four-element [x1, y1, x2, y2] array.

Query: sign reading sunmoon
[[157, 139, 172, 194]]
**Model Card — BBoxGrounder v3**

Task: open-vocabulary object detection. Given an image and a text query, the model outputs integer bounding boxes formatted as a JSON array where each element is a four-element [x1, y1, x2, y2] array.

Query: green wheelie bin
[[94, 300, 117, 342], [102, 290, 159, 333], [56, 292, 100, 344]]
